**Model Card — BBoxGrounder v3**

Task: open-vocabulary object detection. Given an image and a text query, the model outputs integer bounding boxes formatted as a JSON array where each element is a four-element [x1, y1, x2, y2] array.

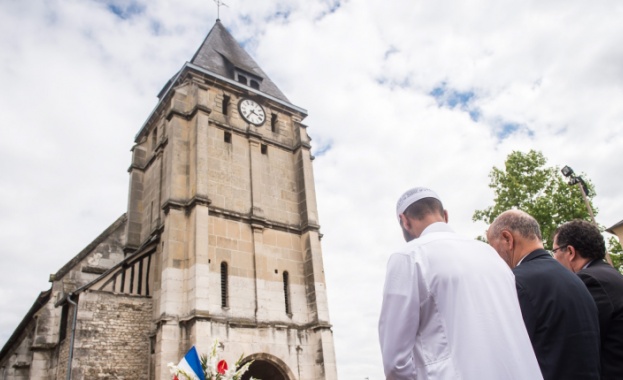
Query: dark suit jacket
[[578, 259, 623, 380], [513, 249, 601, 380]]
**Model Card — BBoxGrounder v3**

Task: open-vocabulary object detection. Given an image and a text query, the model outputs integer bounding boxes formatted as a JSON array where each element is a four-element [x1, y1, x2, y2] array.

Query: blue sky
[[106, 1, 145, 20], [430, 83, 480, 121], [1, 1, 623, 378]]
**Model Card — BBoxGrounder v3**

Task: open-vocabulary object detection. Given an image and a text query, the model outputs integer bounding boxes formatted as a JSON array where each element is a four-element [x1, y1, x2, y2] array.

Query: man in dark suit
[[487, 210, 600, 380], [554, 219, 623, 380]]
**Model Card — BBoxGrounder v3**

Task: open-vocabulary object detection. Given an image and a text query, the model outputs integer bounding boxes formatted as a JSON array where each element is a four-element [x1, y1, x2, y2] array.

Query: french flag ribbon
[[177, 346, 206, 380]]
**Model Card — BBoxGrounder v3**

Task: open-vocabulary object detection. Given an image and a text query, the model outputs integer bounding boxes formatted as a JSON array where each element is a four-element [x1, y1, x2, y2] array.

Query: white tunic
[[379, 223, 542, 380]]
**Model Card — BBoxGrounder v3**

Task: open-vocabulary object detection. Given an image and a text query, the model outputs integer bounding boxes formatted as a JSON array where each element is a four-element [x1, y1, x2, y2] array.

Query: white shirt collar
[[582, 259, 596, 269], [420, 222, 453, 237], [516, 255, 527, 266]]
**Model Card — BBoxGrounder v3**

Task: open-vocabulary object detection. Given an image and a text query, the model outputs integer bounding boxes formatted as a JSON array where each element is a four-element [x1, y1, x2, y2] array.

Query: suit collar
[[585, 258, 607, 268], [520, 249, 551, 264]]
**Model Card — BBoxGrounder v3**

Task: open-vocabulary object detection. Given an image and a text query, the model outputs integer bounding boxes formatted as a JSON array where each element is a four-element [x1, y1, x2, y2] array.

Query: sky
[[1, 0, 622, 378]]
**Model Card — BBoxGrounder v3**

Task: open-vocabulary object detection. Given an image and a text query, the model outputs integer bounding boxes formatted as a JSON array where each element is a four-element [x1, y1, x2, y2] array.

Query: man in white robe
[[378, 187, 542, 380]]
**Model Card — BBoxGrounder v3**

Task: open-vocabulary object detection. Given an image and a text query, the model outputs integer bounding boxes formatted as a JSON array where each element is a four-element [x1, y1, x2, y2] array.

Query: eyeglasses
[[551, 245, 568, 254]]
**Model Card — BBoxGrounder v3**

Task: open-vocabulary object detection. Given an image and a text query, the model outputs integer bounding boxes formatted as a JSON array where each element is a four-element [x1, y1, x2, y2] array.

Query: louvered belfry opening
[[222, 94, 230, 115], [221, 261, 228, 308], [283, 271, 291, 315]]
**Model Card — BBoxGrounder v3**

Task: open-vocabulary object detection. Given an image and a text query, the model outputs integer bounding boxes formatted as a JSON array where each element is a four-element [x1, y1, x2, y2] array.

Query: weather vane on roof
[[214, 0, 228, 20]]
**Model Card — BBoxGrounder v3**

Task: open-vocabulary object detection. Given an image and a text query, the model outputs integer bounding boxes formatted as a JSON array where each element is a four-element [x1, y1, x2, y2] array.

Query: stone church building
[[0, 20, 338, 380]]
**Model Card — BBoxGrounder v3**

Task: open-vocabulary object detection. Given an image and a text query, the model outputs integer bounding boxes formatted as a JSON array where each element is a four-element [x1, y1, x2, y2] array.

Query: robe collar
[[420, 222, 453, 237]]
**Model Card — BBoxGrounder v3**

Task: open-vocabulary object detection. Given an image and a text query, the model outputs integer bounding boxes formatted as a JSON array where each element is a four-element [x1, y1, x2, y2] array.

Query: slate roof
[[190, 20, 290, 103]]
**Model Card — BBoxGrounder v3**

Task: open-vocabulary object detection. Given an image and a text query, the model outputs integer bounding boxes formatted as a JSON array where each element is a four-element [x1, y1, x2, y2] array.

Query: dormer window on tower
[[237, 74, 247, 85], [234, 68, 262, 90]]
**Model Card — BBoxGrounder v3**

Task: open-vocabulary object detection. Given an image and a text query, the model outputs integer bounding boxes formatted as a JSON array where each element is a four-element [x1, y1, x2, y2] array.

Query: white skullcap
[[396, 187, 441, 220]]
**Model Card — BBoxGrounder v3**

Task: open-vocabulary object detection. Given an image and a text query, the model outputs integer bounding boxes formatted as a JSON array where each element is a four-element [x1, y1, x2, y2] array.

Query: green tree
[[473, 150, 597, 249], [608, 237, 623, 271]]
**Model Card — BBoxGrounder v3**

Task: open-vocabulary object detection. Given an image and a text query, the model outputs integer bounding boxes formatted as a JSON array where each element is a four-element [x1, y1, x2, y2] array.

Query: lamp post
[[561, 165, 612, 265], [561, 165, 596, 224]]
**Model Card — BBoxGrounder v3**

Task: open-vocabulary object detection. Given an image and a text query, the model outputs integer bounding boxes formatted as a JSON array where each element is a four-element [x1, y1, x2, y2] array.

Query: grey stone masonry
[[67, 291, 152, 380]]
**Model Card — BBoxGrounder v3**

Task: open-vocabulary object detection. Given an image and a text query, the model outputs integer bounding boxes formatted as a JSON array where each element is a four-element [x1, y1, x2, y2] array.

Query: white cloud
[[1, 0, 622, 378]]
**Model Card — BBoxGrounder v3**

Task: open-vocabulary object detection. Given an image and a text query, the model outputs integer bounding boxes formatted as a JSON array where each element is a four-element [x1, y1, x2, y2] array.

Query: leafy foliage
[[608, 237, 623, 272], [473, 150, 597, 249]]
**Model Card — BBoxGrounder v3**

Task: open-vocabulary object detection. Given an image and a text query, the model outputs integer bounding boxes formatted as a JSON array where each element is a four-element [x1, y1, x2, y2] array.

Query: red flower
[[173, 376, 179, 380], [217, 359, 228, 374]]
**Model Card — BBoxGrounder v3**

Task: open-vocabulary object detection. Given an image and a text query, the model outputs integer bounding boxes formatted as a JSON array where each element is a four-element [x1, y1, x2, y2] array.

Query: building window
[[222, 95, 230, 115], [283, 271, 291, 315], [261, 144, 267, 155], [235, 69, 262, 89], [221, 262, 229, 308], [224, 131, 232, 143], [150, 201, 154, 225], [271, 114, 278, 132], [59, 304, 69, 341]]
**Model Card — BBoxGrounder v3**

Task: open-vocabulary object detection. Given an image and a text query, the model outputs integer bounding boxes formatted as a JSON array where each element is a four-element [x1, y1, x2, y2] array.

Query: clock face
[[238, 99, 266, 126]]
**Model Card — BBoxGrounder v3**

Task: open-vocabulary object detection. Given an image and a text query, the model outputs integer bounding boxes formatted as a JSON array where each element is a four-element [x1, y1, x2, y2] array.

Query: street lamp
[[561, 165, 574, 177], [561, 165, 596, 224], [561, 165, 613, 265]]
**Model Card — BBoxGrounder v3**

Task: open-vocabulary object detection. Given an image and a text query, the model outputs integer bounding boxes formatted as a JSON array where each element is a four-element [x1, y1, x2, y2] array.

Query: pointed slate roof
[[191, 20, 290, 103]]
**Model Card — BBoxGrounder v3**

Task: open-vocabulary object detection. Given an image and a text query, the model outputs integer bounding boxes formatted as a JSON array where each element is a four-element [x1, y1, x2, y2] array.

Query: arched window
[[283, 271, 291, 315], [221, 262, 228, 308]]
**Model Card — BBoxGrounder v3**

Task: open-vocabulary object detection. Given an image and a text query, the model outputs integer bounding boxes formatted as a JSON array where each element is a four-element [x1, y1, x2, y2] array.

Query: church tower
[[124, 20, 337, 379]]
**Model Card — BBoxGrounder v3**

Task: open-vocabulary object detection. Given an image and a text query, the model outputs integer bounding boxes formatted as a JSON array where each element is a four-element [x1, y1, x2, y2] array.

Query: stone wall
[[186, 320, 337, 380], [0, 324, 33, 380], [69, 291, 152, 380]]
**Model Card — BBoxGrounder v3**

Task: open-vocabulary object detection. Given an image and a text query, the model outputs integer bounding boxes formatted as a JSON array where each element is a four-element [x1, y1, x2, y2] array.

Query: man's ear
[[399, 213, 410, 230], [443, 210, 449, 223], [501, 230, 513, 247], [567, 245, 578, 261]]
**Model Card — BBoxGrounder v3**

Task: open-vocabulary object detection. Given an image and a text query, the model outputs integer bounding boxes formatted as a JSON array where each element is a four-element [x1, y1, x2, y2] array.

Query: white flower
[[168, 339, 255, 380], [167, 362, 179, 375]]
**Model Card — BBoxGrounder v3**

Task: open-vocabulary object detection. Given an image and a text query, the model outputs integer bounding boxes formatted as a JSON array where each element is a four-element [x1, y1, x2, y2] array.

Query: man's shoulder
[[582, 260, 623, 279], [401, 230, 503, 275], [579, 261, 623, 295], [416, 224, 486, 246], [513, 251, 555, 274], [514, 251, 581, 287], [408, 230, 494, 257]]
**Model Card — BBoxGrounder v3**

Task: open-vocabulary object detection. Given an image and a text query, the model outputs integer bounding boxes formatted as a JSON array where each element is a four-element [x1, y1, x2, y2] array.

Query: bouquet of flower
[[168, 340, 258, 380]]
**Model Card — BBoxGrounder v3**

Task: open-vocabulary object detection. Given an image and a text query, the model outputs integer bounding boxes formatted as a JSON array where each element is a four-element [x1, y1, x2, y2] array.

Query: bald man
[[379, 188, 542, 380], [487, 210, 600, 380]]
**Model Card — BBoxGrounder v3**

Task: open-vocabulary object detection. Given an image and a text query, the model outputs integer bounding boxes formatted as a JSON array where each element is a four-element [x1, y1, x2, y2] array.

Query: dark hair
[[554, 220, 605, 260], [404, 197, 444, 220]]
